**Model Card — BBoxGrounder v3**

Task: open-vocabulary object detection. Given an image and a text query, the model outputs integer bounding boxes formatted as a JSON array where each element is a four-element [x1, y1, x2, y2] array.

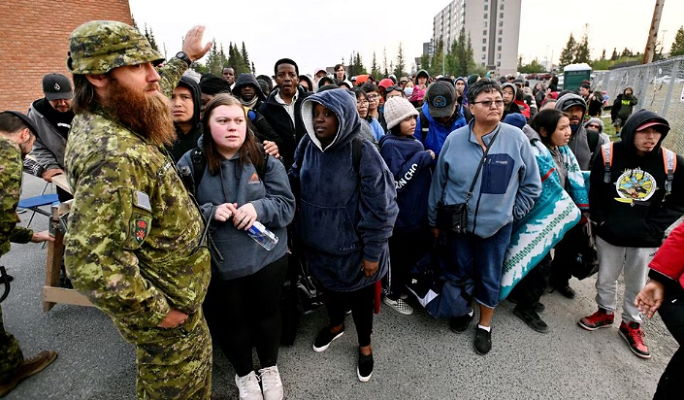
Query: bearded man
[[63, 21, 213, 399]]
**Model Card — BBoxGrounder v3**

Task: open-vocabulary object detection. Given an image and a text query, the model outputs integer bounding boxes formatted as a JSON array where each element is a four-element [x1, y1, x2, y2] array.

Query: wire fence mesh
[[592, 55, 684, 154]]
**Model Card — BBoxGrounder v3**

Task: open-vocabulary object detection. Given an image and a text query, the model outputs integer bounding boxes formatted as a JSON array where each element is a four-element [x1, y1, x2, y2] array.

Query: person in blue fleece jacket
[[379, 96, 435, 316], [289, 88, 398, 383], [428, 79, 541, 355], [178, 94, 295, 400]]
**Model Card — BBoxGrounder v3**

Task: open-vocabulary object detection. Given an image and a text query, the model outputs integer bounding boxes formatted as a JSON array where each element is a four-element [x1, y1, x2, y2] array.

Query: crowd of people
[[0, 20, 683, 400]]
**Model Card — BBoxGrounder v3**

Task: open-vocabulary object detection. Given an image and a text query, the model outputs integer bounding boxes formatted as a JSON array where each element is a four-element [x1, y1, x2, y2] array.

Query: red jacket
[[649, 222, 684, 290]]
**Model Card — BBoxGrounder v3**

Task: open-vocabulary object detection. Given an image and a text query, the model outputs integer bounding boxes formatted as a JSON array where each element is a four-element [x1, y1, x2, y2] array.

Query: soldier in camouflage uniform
[[63, 21, 213, 399], [0, 111, 57, 397]]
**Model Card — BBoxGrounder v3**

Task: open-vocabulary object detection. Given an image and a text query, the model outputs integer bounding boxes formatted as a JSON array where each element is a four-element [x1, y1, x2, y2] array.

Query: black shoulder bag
[[436, 125, 501, 235]]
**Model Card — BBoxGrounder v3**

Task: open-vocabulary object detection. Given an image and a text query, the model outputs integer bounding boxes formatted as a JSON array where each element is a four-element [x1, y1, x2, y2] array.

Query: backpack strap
[[248, 109, 257, 123], [419, 110, 429, 145], [600, 142, 613, 184], [662, 147, 677, 195], [191, 146, 206, 193], [587, 129, 600, 154]]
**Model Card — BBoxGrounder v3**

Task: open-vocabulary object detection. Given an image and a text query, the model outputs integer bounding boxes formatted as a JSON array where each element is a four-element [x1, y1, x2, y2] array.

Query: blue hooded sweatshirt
[[414, 102, 467, 158], [428, 121, 542, 238], [289, 89, 399, 292], [379, 134, 433, 233]]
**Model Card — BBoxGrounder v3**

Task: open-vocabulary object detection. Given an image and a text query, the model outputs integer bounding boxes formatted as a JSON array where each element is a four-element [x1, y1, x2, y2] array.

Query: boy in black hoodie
[[167, 76, 203, 162], [579, 110, 684, 360]]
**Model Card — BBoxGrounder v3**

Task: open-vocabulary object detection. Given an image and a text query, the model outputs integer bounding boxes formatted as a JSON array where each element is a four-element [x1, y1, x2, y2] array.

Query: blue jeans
[[451, 223, 513, 309]]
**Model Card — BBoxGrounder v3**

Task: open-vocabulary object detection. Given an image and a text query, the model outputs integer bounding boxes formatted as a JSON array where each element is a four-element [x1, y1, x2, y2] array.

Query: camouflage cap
[[67, 20, 164, 75]]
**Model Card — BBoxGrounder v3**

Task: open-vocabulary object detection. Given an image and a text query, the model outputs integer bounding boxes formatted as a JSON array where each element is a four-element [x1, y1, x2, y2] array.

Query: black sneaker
[[474, 327, 492, 355], [551, 284, 576, 299], [534, 302, 546, 313], [449, 313, 474, 334], [312, 326, 344, 353], [513, 306, 549, 334], [357, 349, 374, 382]]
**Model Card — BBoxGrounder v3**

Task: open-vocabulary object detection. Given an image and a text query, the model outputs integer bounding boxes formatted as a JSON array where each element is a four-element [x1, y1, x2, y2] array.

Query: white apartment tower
[[433, 0, 521, 75]]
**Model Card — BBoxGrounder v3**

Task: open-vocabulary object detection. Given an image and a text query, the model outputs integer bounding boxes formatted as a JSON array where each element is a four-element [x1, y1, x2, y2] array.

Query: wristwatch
[[175, 51, 192, 67]]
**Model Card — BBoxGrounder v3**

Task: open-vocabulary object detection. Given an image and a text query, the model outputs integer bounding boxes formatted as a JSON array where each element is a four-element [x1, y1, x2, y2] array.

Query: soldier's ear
[[85, 74, 108, 89]]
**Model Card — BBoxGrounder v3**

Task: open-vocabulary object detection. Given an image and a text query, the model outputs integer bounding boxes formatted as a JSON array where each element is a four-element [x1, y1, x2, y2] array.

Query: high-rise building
[[432, 0, 521, 75]]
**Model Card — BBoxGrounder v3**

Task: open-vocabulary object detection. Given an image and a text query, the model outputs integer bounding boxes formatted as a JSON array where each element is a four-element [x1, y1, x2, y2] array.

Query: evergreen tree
[[355, 52, 367, 75], [429, 38, 444, 76], [670, 26, 684, 57], [205, 39, 223, 75], [621, 47, 633, 57], [600, 49, 606, 61], [610, 47, 619, 61], [559, 34, 576, 67], [131, 15, 139, 31], [466, 34, 476, 73], [240, 42, 250, 73], [251, 62, 256, 75], [144, 24, 159, 52], [419, 53, 430, 73], [371, 51, 380, 78], [574, 33, 591, 64], [394, 43, 406, 78]]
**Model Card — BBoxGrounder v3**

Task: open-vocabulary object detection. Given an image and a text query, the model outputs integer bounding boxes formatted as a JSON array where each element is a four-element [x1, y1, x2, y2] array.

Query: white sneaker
[[235, 371, 263, 400], [383, 297, 414, 315], [259, 365, 284, 400]]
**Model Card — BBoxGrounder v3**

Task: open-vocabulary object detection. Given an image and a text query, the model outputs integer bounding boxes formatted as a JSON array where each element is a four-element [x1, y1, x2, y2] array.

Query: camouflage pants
[[0, 303, 24, 382], [133, 312, 213, 400]]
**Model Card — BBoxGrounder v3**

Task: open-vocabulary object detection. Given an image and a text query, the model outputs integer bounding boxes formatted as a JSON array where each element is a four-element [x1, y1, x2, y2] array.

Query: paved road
[[2, 174, 678, 400]]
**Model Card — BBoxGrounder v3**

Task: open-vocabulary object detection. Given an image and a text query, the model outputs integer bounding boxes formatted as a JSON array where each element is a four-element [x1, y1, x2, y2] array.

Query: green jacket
[[63, 59, 211, 342], [0, 136, 34, 258]]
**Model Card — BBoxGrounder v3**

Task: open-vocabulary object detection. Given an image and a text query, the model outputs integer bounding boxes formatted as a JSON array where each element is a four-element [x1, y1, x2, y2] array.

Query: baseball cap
[[636, 120, 670, 134], [378, 78, 394, 89], [67, 20, 164, 75], [426, 81, 456, 118], [42, 74, 73, 101], [0, 111, 39, 136]]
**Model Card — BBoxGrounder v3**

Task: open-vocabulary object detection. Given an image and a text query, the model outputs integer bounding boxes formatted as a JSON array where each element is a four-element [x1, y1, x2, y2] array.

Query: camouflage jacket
[[0, 136, 34, 258], [64, 60, 211, 339]]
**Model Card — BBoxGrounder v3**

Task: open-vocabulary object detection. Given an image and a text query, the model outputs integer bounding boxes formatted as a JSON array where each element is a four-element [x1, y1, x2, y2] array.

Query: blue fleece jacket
[[368, 117, 385, 141], [428, 122, 541, 238], [289, 90, 399, 292], [379, 134, 433, 233], [414, 102, 467, 158], [178, 137, 296, 280]]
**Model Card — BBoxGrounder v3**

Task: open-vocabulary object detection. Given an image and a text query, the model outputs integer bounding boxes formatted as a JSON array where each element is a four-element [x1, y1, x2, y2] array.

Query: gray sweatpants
[[595, 236, 658, 324]]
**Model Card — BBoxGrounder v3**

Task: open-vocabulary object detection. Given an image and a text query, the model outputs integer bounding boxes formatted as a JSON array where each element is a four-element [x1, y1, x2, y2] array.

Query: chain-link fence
[[592, 55, 684, 154]]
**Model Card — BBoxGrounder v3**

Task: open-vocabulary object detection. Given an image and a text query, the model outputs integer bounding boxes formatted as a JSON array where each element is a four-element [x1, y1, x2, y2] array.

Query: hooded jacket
[[289, 90, 398, 292], [590, 109, 684, 247], [414, 102, 467, 158], [233, 73, 281, 145], [27, 98, 75, 174], [556, 93, 593, 170], [259, 86, 310, 170], [611, 88, 638, 123], [379, 133, 433, 233], [166, 76, 202, 162], [648, 221, 684, 292], [178, 136, 295, 280]]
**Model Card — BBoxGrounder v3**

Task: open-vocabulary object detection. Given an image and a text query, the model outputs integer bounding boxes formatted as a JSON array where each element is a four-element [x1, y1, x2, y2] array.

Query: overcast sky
[[129, 0, 683, 76]]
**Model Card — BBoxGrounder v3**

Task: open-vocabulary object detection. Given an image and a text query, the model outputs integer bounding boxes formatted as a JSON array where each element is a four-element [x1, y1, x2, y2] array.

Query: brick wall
[[0, 0, 132, 112]]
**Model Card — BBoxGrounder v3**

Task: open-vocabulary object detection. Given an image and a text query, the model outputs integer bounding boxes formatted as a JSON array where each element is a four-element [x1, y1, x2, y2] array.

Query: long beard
[[104, 78, 177, 146]]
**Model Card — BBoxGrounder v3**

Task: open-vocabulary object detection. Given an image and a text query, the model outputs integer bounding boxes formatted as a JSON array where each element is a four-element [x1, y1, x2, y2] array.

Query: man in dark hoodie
[[555, 93, 597, 170], [167, 76, 203, 162], [579, 110, 684, 360], [199, 74, 231, 118], [259, 58, 310, 170], [232, 73, 282, 146], [27, 73, 75, 202]]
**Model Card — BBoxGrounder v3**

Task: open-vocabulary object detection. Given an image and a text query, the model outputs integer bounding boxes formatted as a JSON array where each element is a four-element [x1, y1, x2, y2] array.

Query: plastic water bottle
[[247, 221, 279, 251]]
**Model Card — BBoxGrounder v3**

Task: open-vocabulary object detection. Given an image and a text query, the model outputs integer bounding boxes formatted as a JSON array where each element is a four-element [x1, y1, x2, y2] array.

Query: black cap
[[42, 73, 73, 101], [426, 81, 456, 118], [0, 111, 39, 136]]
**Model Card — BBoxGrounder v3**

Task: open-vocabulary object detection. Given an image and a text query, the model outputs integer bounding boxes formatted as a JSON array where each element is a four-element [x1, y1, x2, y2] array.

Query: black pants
[[550, 225, 584, 288], [653, 282, 684, 400], [324, 283, 375, 347], [388, 228, 430, 299], [56, 186, 72, 203], [510, 253, 553, 309], [203, 256, 287, 377]]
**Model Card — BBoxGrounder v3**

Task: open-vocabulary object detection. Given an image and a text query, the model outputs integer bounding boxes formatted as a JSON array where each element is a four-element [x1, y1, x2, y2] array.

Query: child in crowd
[[379, 97, 435, 315]]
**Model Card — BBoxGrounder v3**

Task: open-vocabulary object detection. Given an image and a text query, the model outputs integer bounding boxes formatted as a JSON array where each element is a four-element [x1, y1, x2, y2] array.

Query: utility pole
[[642, 0, 665, 64]]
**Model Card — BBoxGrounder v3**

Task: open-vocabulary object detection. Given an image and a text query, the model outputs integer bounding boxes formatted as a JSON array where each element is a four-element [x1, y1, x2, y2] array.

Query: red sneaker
[[619, 321, 651, 359], [578, 308, 614, 331]]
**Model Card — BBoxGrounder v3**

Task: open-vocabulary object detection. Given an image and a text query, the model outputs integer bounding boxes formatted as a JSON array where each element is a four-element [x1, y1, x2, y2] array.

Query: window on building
[[498, 37, 502, 43], [484, 13, 488, 19], [483, 38, 487, 44], [482, 46, 487, 51], [500, 4, 504, 10], [482, 62, 486, 67], [500, 12, 504, 18], [484, 21, 488, 27], [497, 61, 501, 67], [483, 30, 487, 36], [499, 30, 503, 35], [484, 4, 488, 10], [498, 46, 502, 51], [482, 54, 486, 60], [498, 53, 501, 59], [499, 21, 503, 27]]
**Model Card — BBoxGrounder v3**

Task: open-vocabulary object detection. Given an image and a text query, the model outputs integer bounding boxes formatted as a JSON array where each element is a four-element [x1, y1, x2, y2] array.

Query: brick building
[[0, 0, 132, 112]]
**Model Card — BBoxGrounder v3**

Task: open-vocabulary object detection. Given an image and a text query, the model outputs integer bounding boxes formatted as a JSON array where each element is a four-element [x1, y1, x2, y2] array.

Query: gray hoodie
[[178, 137, 296, 280], [556, 93, 592, 170]]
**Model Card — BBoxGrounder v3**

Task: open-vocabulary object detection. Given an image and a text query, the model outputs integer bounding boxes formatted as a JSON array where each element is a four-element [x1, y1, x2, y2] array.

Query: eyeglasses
[[367, 95, 379, 100], [472, 100, 504, 108], [587, 124, 600, 129], [357, 100, 369, 105]]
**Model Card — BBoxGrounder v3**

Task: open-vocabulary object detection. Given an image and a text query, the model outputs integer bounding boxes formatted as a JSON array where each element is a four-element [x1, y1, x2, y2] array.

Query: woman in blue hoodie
[[178, 94, 295, 400], [379, 96, 435, 315], [289, 89, 398, 383]]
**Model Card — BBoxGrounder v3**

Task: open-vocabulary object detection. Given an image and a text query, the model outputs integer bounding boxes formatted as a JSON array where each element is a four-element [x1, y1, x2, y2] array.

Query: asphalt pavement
[[2, 173, 678, 400]]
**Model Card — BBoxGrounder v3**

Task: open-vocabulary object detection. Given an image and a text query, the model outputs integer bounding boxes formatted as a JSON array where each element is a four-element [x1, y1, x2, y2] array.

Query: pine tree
[[600, 49, 606, 61], [429, 38, 444, 76], [611, 47, 619, 61], [394, 43, 406, 78], [371, 51, 380, 78], [144, 24, 159, 52], [670, 26, 684, 57], [205, 39, 223, 76], [419, 53, 430, 73], [574, 32, 591, 64], [355, 52, 367, 75], [622, 47, 633, 58], [240, 42, 250, 72], [251, 62, 256, 75], [559, 34, 576, 67], [131, 15, 139, 31]]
